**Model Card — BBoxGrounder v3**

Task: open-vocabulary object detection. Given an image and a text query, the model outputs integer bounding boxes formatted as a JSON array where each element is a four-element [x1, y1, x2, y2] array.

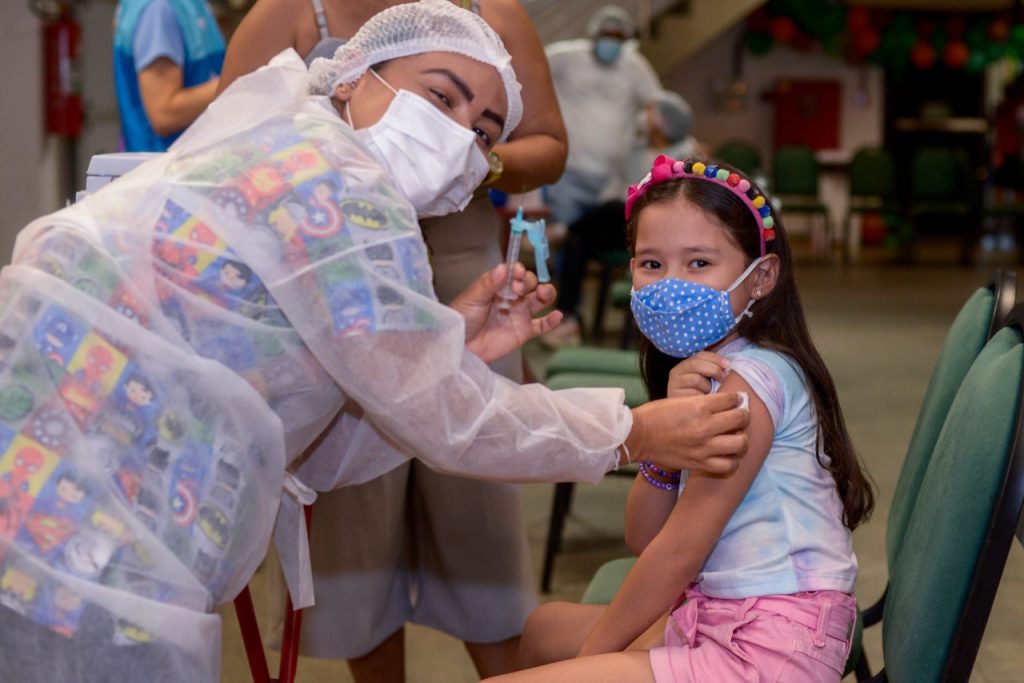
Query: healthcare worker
[[217, 2, 567, 678], [0, 2, 748, 681], [541, 4, 664, 347], [113, 0, 225, 151]]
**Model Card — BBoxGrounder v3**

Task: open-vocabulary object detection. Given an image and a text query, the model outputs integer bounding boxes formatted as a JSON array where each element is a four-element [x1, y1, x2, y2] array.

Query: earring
[[754, 289, 762, 298]]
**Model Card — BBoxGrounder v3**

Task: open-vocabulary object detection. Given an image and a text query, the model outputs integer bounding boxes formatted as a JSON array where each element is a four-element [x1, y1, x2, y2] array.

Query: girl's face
[[630, 195, 761, 321]]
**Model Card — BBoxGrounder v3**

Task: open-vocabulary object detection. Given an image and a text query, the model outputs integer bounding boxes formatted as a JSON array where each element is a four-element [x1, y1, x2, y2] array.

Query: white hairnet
[[586, 4, 636, 39], [308, 0, 522, 140], [654, 90, 693, 143]]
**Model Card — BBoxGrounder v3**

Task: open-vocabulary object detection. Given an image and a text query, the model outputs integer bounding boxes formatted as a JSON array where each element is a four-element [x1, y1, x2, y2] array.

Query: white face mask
[[346, 70, 490, 218]]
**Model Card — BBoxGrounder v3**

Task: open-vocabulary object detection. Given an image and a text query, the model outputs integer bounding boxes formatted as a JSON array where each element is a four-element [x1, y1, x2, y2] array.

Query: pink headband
[[625, 155, 776, 256]]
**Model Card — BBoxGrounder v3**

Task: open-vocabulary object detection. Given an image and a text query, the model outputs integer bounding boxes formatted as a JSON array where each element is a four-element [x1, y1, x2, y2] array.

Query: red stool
[[234, 505, 312, 683]]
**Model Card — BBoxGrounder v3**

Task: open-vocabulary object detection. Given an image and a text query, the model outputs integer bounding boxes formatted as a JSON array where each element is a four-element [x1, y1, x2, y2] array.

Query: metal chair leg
[[540, 482, 575, 592], [234, 587, 271, 683]]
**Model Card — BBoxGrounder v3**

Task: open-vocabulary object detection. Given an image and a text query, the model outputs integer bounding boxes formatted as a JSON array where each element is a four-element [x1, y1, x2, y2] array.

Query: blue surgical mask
[[594, 38, 623, 64], [630, 257, 765, 358]]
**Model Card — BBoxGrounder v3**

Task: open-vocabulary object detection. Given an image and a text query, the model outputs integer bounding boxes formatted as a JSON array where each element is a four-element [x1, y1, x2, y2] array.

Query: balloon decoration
[[745, 0, 1024, 74]]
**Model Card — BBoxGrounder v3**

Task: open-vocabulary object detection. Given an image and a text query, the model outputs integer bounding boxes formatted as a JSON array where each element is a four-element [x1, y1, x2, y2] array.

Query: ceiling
[[521, 0, 686, 45], [847, 0, 1015, 9]]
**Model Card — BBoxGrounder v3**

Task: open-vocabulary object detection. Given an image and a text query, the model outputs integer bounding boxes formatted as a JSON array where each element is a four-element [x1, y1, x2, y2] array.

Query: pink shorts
[[649, 586, 855, 683]]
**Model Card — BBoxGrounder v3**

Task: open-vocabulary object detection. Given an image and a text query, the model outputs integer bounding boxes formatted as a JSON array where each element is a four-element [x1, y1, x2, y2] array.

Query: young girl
[[487, 155, 875, 682]]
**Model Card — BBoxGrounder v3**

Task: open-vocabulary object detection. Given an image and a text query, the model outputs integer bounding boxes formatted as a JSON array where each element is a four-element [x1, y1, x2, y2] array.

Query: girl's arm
[[579, 371, 774, 656], [216, 0, 309, 95], [480, 0, 568, 191], [624, 467, 677, 556]]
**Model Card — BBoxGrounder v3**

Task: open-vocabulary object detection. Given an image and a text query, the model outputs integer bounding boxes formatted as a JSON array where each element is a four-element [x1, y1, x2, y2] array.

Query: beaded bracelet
[[643, 462, 681, 481], [639, 462, 680, 491]]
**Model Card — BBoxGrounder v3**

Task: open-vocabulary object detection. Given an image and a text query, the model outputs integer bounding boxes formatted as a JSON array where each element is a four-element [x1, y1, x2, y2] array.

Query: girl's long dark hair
[[627, 169, 875, 530]]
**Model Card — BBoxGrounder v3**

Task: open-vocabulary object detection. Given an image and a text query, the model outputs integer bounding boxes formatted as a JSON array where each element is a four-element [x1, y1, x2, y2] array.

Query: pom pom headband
[[625, 155, 776, 256]]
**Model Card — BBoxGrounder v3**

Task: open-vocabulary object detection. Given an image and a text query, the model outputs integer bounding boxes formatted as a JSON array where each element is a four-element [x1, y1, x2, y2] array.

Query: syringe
[[498, 207, 550, 311]]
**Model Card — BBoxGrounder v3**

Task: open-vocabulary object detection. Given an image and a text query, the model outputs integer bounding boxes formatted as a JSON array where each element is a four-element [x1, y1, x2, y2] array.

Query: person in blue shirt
[[113, 0, 225, 151]]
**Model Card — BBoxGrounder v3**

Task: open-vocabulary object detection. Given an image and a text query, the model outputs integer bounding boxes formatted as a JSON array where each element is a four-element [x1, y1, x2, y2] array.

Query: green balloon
[[966, 51, 987, 73], [1012, 24, 1024, 48], [747, 31, 774, 56], [0, 385, 34, 422], [987, 42, 1007, 62]]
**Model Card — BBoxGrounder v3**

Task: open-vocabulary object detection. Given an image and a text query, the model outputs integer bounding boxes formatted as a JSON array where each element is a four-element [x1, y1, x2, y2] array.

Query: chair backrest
[[882, 308, 1024, 682], [713, 140, 762, 176], [848, 147, 895, 200], [885, 271, 1016, 567], [910, 146, 969, 202], [772, 144, 819, 196]]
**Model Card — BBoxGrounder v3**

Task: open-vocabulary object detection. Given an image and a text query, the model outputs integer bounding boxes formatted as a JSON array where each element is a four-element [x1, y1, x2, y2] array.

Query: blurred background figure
[[543, 89, 700, 349], [113, 0, 224, 151], [540, 4, 664, 347], [543, 4, 663, 228]]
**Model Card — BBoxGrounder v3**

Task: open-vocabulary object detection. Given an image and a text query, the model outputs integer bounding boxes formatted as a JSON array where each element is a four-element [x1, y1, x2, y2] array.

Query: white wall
[[661, 24, 886, 231], [0, 0, 119, 266], [663, 24, 886, 162]]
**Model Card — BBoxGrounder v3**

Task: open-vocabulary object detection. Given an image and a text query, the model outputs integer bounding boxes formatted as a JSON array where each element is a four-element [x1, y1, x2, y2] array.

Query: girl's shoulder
[[718, 340, 810, 428]]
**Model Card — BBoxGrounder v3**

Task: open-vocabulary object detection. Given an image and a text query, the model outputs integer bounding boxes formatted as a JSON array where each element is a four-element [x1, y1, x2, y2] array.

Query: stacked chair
[[842, 148, 897, 264], [576, 271, 1023, 682]]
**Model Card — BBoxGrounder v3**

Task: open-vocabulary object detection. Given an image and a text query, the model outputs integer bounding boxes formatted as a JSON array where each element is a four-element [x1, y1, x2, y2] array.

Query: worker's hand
[[452, 262, 562, 364], [624, 392, 749, 475], [667, 352, 731, 398]]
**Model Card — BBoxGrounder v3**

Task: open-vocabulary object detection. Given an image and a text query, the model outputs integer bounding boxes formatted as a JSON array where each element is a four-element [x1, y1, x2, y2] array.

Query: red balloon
[[847, 6, 871, 32], [911, 41, 937, 69], [854, 28, 881, 55], [944, 40, 969, 68], [989, 19, 1010, 43], [770, 16, 798, 44]]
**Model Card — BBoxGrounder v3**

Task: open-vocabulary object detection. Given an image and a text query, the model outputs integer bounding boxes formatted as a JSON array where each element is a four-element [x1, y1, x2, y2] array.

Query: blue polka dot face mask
[[630, 257, 765, 358]]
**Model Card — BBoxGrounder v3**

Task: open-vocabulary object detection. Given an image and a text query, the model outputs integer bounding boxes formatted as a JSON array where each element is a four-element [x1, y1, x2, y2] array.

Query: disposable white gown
[[0, 51, 630, 681]]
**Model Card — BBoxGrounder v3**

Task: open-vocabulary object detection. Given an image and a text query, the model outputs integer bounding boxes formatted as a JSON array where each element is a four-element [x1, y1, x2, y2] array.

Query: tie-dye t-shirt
[[699, 337, 857, 598]]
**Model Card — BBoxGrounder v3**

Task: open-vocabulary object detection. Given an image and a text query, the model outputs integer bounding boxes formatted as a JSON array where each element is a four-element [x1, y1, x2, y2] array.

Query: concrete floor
[[218, 245, 1024, 682]]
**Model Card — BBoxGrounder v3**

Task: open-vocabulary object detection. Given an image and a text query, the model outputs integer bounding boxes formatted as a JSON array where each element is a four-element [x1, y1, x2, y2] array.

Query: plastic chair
[[771, 145, 832, 255], [842, 148, 897, 262], [845, 270, 1015, 677], [713, 140, 762, 176], [906, 146, 974, 263], [859, 304, 1024, 681]]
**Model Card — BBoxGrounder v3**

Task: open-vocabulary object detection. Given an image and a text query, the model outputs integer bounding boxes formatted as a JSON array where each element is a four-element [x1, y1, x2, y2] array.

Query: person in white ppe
[[0, 2, 748, 681], [540, 4, 664, 347], [544, 4, 663, 228]]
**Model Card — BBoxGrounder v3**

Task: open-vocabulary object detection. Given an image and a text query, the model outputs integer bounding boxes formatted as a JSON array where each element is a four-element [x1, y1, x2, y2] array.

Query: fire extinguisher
[[38, 2, 83, 138]]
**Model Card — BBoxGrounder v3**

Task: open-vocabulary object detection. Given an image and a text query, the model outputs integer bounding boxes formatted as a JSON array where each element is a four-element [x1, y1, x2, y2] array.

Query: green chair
[[847, 270, 1015, 677], [862, 304, 1024, 681], [842, 148, 897, 263], [545, 347, 640, 378], [539, 365, 648, 592], [579, 271, 1016, 678], [907, 146, 974, 263], [713, 139, 762, 176], [772, 145, 832, 256]]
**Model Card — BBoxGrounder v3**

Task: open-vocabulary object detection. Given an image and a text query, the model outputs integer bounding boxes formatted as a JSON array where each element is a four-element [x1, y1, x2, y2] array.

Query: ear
[[750, 254, 780, 300], [332, 81, 354, 104], [629, 256, 637, 277]]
